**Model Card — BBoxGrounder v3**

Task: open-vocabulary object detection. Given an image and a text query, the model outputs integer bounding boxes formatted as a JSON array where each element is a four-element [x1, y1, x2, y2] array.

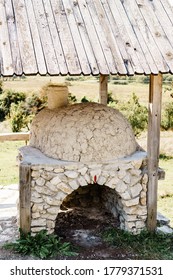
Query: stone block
[[50, 176, 61, 185], [31, 197, 44, 204], [157, 226, 173, 234], [78, 167, 88, 175], [130, 183, 142, 198], [106, 177, 119, 188], [121, 191, 131, 200], [32, 212, 41, 219], [31, 218, 46, 227], [54, 168, 64, 173], [46, 220, 55, 229], [32, 203, 44, 213], [123, 174, 131, 184], [140, 197, 146, 206], [31, 171, 40, 178], [57, 182, 72, 194], [46, 181, 57, 192], [117, 169, 127, 179], [64, 171, 79, 179], [44, 196, 61, 206], [77, 176, 88, 186], [122, 197, 139, 207], [69, 179, 79, 190], [136, 220, 146, 229], [97, 176, 107, 185], [36, 177, 45, 186], [47, 207, 59, 215], [116, 181, 127, 193]]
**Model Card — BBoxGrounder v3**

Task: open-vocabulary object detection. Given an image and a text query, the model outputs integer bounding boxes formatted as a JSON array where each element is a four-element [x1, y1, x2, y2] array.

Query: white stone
[[69, 179, 79, 190], [130, 169, 141, 177], [32, 203, 44, 213], [31, 190, 41, 198], [123, 174, 131, 184], [130, 183, 142, 198], [84, 173, 91, 184], [122, 214, 137, 222], [130, 176, 141, 187], [31, 218, 46, 227], [50, 176, 61, 185], [136, 220, 146, 228], [142, 173, 148, 185], [46, 181, 57, 192], [31, 227, 45, 233], [31, 197, 43, 203], [116, 181, 127, 193], [140, 197, 146, 206], [77, 176, 87, 186], [65, 164, 83, 170], [41, 171, 54, 181], [121, 191, 131, 200], [45, 167, 54, 171], [31, 171, 40, 178], [46, 220, 55, 229], [106, 177, 119, 188], [117, 169, 126, 179], [140, 190, 146, 198], [122, 197, 139, 207], [90, 169, 102, 178], [97, 176, 107, 185], [44, 196, 61, 206], [54, 168, 64, 173], [32, 212, 41, 219], [78, 167, 88, 175], [132, 159, 143, 169], [47, 207, 59, 215], [157, 212, 170, 225], [36, 177, 45, 186], [157, 226, 173, 234], [57, 182, 72, 194], [64, 171, 79, 179], [55, 191, 66, 201]]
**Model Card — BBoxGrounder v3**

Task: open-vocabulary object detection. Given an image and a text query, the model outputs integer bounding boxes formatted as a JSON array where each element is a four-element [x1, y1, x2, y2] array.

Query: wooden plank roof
[[1, 0, 173, 76]]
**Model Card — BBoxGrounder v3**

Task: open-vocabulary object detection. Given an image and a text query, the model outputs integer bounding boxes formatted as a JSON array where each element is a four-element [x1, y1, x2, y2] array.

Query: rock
[[57, 182, 72, 194], [69, 180, 79, 190], [50, 176, 61, 185], [122, 197, 139, 207], [64, 171, 79, 179], [36, 177, 45, 186], [77, 176, 88, 187], [157, 226, 173, 234], [116, 181, 127, 193], [157, 212, 170, 226], [130, 183, 142, 198], [31, 218, 46, 227], [121, 191, 131, 200]]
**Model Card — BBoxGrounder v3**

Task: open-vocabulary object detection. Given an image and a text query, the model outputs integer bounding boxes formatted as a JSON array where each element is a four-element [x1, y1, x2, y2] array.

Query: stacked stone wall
[[26, 149, 148, 235]]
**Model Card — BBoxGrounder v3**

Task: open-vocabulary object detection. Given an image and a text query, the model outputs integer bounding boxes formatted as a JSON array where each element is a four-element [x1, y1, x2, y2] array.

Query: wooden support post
[[99, 75, 108, 105], [147, 73, 162, 232], [19, 163, 31, 234]]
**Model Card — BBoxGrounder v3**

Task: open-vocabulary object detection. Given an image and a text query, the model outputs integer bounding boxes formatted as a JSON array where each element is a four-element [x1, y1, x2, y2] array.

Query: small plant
[[102, 227, 173, 259], [81, 96, 90, 102], [4, 229, 77, 259]]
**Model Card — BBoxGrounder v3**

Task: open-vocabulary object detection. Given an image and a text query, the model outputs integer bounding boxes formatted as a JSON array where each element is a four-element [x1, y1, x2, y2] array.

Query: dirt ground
[[0, 207, 139, 260]]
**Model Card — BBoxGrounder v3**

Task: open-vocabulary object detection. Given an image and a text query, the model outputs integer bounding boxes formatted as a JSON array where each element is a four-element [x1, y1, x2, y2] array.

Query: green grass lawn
[[0, 141, 25, 186]]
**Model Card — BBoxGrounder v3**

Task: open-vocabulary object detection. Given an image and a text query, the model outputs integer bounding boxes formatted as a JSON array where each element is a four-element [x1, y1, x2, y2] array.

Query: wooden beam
[[147, 73, 162, 232], [0, 132, 30, 145], [19, 163, 31, 234], [99, 75, 108, 105]]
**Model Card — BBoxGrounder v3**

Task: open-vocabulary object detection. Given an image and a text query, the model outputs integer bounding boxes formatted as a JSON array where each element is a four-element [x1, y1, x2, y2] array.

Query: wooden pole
[[99, 75, 108, 105], [147, 73, 162, 232], [19, 163, 31, 234]]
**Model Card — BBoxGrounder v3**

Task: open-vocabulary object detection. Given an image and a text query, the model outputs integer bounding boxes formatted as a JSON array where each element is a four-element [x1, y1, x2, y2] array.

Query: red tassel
[[94, 175, 97, 183]]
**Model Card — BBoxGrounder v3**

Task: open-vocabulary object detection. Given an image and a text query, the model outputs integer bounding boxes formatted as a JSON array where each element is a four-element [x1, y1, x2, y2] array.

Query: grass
[[0, 141, 24, 186], [102, 227, 173, 259]]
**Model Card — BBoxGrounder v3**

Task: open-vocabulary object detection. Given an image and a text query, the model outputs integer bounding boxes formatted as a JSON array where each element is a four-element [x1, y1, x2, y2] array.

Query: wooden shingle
[[1, 0, 173, 76]]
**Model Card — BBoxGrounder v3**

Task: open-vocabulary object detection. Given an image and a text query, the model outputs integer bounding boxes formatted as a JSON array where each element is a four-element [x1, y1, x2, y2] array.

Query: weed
[[102, 227, 173, 259], [4, 229, 77, 259]]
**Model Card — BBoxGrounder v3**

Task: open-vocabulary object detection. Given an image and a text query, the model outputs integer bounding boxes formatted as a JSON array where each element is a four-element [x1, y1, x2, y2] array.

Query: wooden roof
[[1, 0, 173, 76]]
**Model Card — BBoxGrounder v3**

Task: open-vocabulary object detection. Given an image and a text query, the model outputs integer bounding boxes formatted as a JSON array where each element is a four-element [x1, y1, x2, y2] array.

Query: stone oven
[[19, 88, 148, 235]]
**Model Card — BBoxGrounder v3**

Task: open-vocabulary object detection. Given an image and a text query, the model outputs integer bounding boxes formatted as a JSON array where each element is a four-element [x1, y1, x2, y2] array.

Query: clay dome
[[30, 102, 137, 162]]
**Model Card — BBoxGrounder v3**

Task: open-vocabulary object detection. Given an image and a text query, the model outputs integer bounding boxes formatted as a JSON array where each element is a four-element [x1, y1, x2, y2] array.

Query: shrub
[[161, 102, 173, 130], [0, 90, 26, 118], [115, 93, 148, 136], [0, 80, 3, 95], [9, 93, 47, 132], [4, 229, 77, 259]]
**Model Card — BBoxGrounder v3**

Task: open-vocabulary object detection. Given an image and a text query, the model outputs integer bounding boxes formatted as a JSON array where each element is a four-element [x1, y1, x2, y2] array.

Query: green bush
[[161, 102, 173, 130], [4, 229, 77, 259], [0, 90, 26, 118], [115, 93, 148, 136], [9, 93, 47, 132]]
